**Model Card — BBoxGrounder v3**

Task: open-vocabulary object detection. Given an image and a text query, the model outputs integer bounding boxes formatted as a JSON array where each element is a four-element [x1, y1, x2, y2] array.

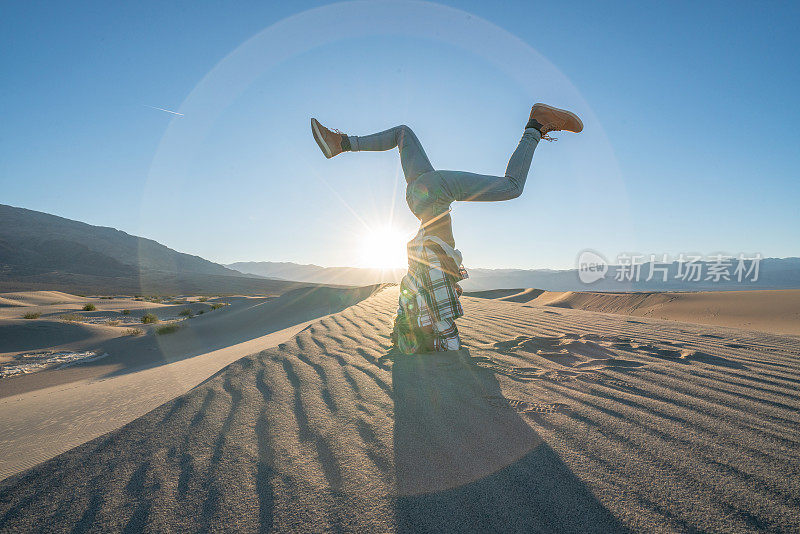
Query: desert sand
[[467, 288, 800, 336], [0, 286, 381, 479], [0, 286, 798, 532]]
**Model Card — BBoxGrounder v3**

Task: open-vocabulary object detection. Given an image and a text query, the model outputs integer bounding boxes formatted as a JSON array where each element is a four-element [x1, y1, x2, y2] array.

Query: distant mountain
[[0, 204, 312, 295], [0, 204, 243, 278], [465, 258, 800, 291], [227, 261, 406, 287], [4, 203, 795, 295], [229, 258, 800, 292]]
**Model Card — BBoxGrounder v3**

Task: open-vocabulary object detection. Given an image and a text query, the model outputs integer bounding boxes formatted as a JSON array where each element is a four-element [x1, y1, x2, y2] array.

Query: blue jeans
[[348, 125, 541, 223]]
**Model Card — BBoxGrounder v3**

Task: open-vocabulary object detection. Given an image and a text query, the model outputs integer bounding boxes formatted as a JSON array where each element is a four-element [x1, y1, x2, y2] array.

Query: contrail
[[144, 104, 184, 117]]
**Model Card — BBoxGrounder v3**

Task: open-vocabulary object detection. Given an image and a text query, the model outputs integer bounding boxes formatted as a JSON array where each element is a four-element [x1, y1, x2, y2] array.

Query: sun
[[358, 227, 411, 269]]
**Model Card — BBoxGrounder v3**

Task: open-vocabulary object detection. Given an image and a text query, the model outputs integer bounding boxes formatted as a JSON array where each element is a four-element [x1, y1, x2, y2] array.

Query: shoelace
[[540, 120, 565, 142]]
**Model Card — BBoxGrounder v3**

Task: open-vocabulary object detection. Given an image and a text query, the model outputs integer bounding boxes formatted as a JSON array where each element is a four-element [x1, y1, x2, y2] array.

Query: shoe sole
[[534, 103, 584, 133], [311, 118, 333, 158]]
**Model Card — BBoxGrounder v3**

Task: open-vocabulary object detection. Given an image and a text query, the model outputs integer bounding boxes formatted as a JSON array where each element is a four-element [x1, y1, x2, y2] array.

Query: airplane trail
[[144, 105, 184, 117]]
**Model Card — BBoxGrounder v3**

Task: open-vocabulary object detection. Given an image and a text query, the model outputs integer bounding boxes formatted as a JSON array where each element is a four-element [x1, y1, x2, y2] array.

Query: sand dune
[[0, 288, 353, 380], [0, 319, 118, 357], [0, 290, 87, 307], [1, 287, 798, 532], [0, 291, 231, 375], [467, 288, 800, 335], [0, 285, 383, 481]]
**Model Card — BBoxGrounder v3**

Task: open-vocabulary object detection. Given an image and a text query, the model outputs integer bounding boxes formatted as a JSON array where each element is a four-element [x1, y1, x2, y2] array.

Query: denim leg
[[406, 171, 447, 219], [349, 125, 434, 184], [437, 128, 541, 202]]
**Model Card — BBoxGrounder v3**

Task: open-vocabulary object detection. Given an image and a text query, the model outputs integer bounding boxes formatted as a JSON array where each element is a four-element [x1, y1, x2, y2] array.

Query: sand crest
[[467, 288, 800, 335]]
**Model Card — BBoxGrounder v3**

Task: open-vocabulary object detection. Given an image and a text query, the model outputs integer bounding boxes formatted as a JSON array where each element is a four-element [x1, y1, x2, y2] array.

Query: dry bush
[[141, 313, 159, 324], [156, 323, 181, 335]]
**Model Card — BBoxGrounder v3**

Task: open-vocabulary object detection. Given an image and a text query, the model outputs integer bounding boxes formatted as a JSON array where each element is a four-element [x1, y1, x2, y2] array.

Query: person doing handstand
[[311, 104, 583, 352]]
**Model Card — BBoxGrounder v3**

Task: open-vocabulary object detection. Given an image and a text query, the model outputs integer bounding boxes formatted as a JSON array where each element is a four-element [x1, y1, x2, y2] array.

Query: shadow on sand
[[390, 348, 628, 533]]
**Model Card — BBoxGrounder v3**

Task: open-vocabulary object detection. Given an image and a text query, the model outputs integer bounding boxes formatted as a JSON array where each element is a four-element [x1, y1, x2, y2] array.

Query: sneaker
[[311, 118, 347, 158], [529, 104, 583, 140]]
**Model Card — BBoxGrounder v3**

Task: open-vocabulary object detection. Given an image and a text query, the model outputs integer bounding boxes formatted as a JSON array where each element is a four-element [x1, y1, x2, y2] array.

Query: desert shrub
[[141, 313, 159, 324], [133, 298, 143, 301], [105, 320, 120, 326], [83, 303, 96, 311], [124, 328, 144, 336], [198, 309, 205, 315], [121, 309, 131, 315], [210, 302, 228, 310], [60, 314, 83, 322], [178, 309, 193, 317], [101, 296, 113, 300], [155, 323, 181, 335], [198, 297, 209, 302], [23, 312, 41, 319]]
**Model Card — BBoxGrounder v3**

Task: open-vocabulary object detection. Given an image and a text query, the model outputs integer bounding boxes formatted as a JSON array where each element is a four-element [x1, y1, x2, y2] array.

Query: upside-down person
[[311, 104, 583, 352]]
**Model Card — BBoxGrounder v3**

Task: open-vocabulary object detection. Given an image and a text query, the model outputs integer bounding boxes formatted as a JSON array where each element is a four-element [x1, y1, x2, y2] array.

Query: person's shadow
[[390, 348, 628, 533]]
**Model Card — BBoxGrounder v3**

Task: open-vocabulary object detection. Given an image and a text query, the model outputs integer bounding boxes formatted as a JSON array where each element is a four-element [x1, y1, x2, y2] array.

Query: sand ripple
[[0, 287, 798, 532]]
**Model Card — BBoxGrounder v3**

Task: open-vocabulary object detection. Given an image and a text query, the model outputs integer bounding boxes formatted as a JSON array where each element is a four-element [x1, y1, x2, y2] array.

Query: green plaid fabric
[[407, 239, 463, 326], [394, 232, 467, 353]]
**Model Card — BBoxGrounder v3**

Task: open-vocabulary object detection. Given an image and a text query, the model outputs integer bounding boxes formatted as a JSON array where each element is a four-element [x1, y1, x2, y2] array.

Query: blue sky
[[2, 1, 798, 269]]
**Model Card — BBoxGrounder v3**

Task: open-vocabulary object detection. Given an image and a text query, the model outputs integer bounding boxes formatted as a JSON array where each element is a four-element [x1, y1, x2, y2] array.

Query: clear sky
[[2, 1, 798, 269]]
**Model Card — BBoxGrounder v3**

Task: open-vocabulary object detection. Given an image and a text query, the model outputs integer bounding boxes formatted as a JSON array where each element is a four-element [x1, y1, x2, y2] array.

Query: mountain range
[[0, 204, 303, 295], [228, 258, 800, 292], [2, 203, 798, 294]]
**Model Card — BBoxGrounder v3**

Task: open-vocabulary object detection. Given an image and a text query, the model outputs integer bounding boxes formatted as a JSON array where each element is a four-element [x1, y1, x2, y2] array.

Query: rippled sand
[[0, 287, 798, 532]]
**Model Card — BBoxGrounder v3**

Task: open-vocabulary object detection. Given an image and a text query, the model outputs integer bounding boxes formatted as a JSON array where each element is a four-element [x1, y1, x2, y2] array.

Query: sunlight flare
[[357, 227, 410, 268]]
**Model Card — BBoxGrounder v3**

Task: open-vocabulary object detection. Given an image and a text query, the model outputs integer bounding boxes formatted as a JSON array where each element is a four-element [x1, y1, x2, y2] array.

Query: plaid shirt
[[396, 231, 468, 352]]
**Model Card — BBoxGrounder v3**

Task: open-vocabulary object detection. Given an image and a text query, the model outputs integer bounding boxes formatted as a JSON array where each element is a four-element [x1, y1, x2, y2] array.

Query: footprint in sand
[[658, 340, 686, 347], [493, 335, 643, 367], [576, 373, 641, 392], [601, 340, 746, 370], [468, 355, 542, 380], [488, 328, 747, 387], [485, 334, 651, 384], [483, 395, 568, 414], [574, 359, 646, 370], [494, 327, 747, 374]]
